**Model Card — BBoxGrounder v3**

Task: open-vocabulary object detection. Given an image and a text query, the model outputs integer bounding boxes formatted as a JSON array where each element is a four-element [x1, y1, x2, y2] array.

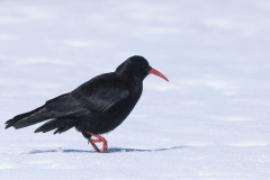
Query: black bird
[[5, 55, 168, 153]]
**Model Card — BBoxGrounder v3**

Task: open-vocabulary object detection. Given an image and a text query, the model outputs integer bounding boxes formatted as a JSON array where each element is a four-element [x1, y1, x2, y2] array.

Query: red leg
[[88, 139, 100, 152], [86, 132, 108, 153]]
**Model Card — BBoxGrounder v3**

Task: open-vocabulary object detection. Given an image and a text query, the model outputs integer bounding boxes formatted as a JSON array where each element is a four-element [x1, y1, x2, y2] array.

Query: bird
[[5, 55, 168, 153]]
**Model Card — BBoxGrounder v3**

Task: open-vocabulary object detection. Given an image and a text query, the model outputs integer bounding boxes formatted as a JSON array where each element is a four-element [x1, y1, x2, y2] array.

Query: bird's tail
[[34, 118, 76, 134], [5, 106, 52, 129]]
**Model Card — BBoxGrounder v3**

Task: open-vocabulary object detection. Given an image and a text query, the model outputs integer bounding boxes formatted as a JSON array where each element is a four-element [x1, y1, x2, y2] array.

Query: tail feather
[[5, 106, 51, 129], [34, 119, 57, 133], [35, 118, 76, 134]]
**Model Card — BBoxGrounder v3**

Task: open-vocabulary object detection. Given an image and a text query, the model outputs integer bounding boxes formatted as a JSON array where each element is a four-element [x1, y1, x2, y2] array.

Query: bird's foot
[[86, 132, 108, 153]]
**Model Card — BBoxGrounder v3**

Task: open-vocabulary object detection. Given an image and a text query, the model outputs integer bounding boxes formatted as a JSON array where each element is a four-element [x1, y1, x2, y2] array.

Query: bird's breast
[[91, 84, 142, 134]]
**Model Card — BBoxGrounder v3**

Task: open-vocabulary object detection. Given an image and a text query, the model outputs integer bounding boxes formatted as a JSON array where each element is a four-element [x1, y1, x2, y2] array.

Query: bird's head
[[116, 55, 169, 82]]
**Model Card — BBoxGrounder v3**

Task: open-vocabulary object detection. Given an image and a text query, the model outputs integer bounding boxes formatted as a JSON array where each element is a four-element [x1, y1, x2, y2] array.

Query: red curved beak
[[148, 68, 169, 82]]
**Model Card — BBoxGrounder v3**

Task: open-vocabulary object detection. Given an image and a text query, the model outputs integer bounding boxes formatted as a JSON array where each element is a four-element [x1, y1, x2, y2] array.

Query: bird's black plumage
[[5, 55, 168, 152]]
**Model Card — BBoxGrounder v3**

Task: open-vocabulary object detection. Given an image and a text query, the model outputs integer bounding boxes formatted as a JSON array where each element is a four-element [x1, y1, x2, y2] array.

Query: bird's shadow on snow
[[27, 146, 185, 154], [108, 146, 185, 153]]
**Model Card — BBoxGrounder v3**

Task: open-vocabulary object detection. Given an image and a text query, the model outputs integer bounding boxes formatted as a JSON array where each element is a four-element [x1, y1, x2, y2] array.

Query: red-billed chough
[[5, 55, 168, 153]]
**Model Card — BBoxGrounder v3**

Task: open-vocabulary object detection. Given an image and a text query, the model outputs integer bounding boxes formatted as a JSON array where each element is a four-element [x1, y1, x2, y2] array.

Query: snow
[[1, 0, 270, 179]]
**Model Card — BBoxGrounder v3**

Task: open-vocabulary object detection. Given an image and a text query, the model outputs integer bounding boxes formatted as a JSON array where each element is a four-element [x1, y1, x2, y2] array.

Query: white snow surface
[[1, 0, 270, 179]]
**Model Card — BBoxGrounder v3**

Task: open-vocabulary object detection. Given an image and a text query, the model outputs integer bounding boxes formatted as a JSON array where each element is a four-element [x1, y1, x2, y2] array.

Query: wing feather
[[71, 73, 130, 113]]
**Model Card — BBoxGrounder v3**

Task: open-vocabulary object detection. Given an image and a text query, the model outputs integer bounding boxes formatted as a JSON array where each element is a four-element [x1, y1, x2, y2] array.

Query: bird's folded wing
[[45, 93, 90, 117], [71, 75, 130, 113]]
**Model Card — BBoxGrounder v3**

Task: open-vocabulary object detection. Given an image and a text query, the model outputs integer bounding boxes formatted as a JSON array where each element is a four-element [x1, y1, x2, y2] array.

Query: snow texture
[[1, 0, 270, 179]]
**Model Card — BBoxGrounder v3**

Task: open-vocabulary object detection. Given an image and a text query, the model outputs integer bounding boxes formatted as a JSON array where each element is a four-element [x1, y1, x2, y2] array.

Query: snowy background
[[1, 0, 270, 179]]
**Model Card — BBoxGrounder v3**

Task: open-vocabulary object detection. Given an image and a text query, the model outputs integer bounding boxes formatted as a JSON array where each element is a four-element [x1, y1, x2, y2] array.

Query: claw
[[86, 132, 108, 153]]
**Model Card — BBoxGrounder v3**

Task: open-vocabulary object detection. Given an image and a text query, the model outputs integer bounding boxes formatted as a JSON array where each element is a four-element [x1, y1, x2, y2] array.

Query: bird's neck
[[116, 71, 145, 85]]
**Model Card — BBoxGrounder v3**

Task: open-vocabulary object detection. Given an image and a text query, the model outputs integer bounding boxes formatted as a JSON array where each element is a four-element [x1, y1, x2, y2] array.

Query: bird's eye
[[144, 66, 150, 72]]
